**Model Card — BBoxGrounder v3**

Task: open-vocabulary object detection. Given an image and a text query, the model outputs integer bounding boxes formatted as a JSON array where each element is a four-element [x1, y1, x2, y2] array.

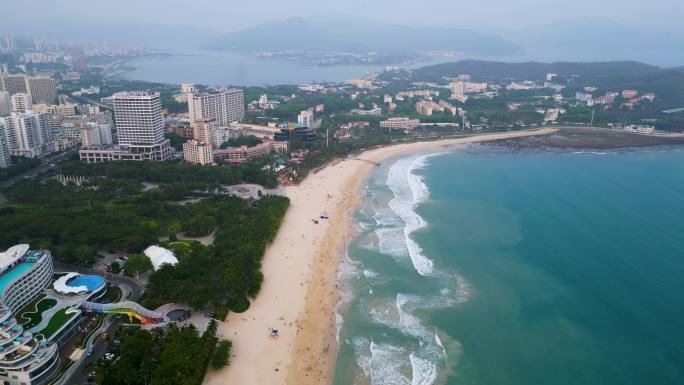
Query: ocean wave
[[360, 293, 458, 385], [385, 154, 443, 276], [355, 339, 412, 385], [410, 354, 438, 385]]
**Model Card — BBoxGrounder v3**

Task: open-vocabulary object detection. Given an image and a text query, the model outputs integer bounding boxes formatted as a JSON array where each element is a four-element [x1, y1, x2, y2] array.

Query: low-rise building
[[350, 107, 382, 116], [380, 117, 421, 130], [183, 140, 214, 165], [346, 79, 374, 89], [622, 89, 638, 98], [214, 140, 287, 163]]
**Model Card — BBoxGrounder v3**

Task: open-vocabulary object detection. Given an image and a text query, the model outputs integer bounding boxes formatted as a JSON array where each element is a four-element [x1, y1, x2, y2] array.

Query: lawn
[[18, 296, 57, 329], [37, 307, 78, 339]]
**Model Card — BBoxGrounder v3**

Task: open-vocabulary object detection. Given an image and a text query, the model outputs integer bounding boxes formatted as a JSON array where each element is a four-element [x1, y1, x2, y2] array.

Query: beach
[[202, 128, 556, 385]]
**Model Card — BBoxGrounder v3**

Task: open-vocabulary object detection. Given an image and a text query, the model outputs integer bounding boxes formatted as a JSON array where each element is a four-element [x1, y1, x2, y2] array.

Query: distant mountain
[[411, 60, 684, 108], [204, 17, 522, 56], [413, 60, 663, 83]]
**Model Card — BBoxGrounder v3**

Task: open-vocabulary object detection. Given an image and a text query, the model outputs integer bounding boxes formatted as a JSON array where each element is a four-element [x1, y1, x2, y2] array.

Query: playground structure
[[79, 301, 167, 325]]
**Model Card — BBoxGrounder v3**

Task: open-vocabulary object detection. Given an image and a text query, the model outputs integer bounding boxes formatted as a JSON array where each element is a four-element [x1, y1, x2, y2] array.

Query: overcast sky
[[2, 0, 683, 33]]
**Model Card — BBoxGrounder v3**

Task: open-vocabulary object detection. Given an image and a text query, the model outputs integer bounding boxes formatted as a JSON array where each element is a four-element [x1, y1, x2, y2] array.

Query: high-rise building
[[0, 91, 10, 116], [0, 121, 9, 168], [0, 111, 54, 157], [80, 122, 113, 146], [0, 74, 27, 95], [193, 118, 217, 144], [113, 91, 164, 146], [0, 75, 56, 104], [181, 83, 196, 94], [79, 91, 171, 162], [25, 76, 56, 103], [10, 93, 33, 113], [187, 89, 244, 128], [297, 109, 314, 128]]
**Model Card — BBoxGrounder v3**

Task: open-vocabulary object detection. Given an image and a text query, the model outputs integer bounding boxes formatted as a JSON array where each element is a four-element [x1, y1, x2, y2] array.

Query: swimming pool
[[67, 275, 105, 293]]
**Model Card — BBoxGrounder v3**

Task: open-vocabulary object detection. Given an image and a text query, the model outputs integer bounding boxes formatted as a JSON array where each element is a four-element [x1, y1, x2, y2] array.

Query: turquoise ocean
[[333, 146, 684, 385]]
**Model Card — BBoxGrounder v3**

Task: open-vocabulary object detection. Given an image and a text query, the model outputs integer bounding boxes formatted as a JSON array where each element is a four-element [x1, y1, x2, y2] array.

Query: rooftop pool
[[67, 275, 105, 293]]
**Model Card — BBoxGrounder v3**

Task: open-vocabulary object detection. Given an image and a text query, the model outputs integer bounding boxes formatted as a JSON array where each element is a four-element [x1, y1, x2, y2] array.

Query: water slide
[[79, 301, 166, 324]]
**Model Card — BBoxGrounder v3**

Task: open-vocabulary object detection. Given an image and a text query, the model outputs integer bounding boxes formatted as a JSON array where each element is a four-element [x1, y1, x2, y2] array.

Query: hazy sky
[[2, 0, 683, 33]]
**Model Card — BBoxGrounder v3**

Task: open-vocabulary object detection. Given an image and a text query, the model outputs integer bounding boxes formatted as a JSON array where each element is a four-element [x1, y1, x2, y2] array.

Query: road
[[0, 148, 78, 202], [52, 263, 144, 385], [57, 317, 124, 385]]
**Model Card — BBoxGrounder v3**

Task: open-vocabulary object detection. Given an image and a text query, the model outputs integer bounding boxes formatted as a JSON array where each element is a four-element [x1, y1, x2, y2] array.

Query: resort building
[[0, 244, 60, 385], [380, 117, 421, 130], [79, 92, 171, 162], [214, 140, 287, 164]]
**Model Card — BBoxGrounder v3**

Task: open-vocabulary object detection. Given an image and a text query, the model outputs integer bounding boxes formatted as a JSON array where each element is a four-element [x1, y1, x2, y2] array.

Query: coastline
[[202, 128, 556, 385]]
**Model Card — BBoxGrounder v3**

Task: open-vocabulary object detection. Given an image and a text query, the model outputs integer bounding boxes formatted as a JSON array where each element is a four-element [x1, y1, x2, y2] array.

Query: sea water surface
[[333, 146, 684, 385]]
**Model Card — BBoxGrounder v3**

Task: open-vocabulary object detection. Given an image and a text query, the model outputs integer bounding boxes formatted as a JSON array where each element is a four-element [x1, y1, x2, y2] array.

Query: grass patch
[[17, 294, 47, 323], [164, 240, 193, 255], [19, 297, 57, 329], [38, 307, 78, 339], [95, 286, 122, 304]]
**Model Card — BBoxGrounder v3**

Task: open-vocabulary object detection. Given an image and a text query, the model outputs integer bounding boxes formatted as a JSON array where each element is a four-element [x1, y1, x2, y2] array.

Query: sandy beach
[[203, 128, 556, 385]]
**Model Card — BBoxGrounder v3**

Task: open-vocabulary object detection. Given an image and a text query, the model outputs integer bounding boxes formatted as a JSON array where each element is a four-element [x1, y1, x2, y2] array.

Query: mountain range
[[204, 17, 522, 56]]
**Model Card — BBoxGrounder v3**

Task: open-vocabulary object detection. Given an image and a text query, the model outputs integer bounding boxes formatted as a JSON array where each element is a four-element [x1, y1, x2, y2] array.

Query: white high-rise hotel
[[114, 91, 165, 146], [187, 88, 244, 128], [79, 91, 171, 162]]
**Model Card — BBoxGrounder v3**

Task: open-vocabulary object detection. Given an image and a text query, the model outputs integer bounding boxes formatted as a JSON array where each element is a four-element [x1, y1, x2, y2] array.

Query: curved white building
[[144, 246, 178, 271], [0, 245, 59, 385]]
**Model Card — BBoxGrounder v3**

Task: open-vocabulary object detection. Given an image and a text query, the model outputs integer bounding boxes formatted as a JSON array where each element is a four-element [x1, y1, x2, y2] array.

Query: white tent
[[143, 246, 179, 271]]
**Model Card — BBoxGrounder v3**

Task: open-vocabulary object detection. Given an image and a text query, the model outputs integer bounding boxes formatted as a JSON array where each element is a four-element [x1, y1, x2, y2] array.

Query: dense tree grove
[[123, 254, 153, 276], [145, 195, 289, 316], [96, 321, 219, 385], [211, 340, 232, 369], [0, 156, 41, 181], [57, 159, 278, 188]]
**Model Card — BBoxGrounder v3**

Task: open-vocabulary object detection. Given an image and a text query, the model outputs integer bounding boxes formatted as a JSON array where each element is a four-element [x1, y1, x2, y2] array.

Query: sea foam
[[384, 154, 442, 276]]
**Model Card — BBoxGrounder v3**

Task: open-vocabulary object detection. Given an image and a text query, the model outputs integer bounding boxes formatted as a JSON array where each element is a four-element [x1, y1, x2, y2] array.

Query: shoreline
[[202, 128, 556, 385]]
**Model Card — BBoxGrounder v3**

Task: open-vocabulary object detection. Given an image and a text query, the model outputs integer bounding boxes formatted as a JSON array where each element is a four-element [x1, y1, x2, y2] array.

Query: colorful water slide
[[79, 301, 166, 324]]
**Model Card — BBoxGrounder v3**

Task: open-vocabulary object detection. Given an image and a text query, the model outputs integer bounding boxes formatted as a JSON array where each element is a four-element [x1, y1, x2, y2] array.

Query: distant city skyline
[[0, 0, 682, 34]]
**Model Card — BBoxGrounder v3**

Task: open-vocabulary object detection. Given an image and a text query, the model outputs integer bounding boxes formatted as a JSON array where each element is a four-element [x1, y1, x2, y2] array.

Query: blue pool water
[[68, 275, 105, 292], [0, 263, 33, 293]]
